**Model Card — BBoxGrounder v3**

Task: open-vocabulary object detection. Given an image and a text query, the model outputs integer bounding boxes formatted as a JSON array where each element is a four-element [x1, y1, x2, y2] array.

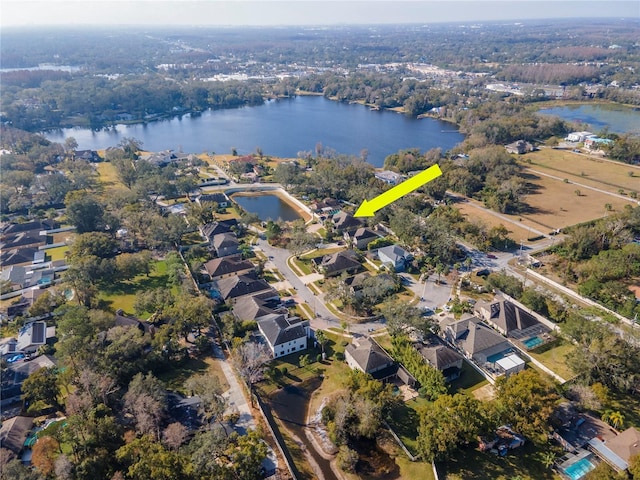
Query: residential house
[[0, 416, 34, 463], [196, 193, 229, 208], [215, 272, 277, 304], [212, 232, 240, 258], [75, 150, 103, 162], [0, 265, 56, 292], [345, 336, 416, 385], [415, 333, 464, 381], [332, 211, 363, 233], [505, 140, 534, 154], [0, 338, 18, 357], [375, 170, 403, 185], [0, 220, 56, 268], [584, 136, 614, 151], [478, 425, 525, 454], [377, 244, 412, 272], [589, 427, 640, 472], [1, 355, 57, 407], [16, 321, 47, 354], [139, 150, 177, 166], [317, 250, 362, 277], [309, 198, 340, 213], [257, 314, 310, 358], [114, 310, 156, 336], [202, 255, 255, 282], [474, 296, 549, 339], [5, 288, 48, 319], [232, 296, 284, 323], [442, 316, 512, 365], [200, 219, 238, 241], [566, 131, 593, 143], [347, 227, 379, 250]]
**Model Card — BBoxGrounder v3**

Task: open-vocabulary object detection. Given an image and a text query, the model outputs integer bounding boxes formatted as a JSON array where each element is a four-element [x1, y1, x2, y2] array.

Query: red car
[[487, 254, 497, 259]]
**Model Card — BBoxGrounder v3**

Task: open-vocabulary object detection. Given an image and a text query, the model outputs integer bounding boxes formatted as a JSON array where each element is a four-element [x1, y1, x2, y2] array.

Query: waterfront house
[[375, 170, 403, 185], [196, 193, 229, 208], [345, 336, 416, 386]]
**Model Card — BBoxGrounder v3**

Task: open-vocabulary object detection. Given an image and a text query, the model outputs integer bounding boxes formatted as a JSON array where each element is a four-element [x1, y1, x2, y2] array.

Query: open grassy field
[[518, 169, 633, 231], [454, 202, 534, 243], [45, 245, 69, 262], [443, 443, 562, 480], [521, 148, 640, 195], [528, 340, 576, 382], [98, 259, 175, 316], [157, 355, 230, 394], [95, 161, 126, 193]]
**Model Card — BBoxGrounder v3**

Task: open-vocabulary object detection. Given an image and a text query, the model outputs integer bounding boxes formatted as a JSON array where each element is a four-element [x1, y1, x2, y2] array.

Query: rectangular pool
[[523, 335, 544, 349], [561, 456, 596, 480]]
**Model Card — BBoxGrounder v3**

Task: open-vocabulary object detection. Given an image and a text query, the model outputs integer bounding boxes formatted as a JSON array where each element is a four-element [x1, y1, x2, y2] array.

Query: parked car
[[487, 253, 497, 259]]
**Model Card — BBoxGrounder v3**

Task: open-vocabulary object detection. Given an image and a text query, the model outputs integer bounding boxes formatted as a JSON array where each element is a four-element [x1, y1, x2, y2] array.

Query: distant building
[[505, 140, 534, 155], [566, 131, 593, 143], [375, 170, 403, 185], [196, 193, 229, 208]]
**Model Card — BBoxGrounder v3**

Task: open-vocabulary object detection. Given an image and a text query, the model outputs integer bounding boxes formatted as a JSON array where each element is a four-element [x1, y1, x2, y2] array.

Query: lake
[[537, 103, 640, 135], [232, 194, 301, 222], [44, 95, 464, 167]]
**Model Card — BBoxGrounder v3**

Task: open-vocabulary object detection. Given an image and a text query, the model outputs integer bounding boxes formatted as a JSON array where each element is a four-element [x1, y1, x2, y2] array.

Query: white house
[[375, 170, 403, 185], [377, 244, 412, 272], [257, 314, 310, 358], [566, 131, 593, 143]]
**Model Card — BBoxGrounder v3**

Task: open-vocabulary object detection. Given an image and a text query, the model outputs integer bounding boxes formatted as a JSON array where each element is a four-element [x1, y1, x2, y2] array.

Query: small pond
[[232, 194, 302, 222]]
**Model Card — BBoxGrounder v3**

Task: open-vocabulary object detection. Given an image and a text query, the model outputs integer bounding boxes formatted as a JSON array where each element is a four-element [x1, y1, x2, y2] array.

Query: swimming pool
[[523, 335, 544, 349], [561, 457, 596, 480], [486, 349, 513, 364]]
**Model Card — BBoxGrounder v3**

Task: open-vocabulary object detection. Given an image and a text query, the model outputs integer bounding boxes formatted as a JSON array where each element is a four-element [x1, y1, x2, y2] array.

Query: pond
[[231, 193, 302, 222], [537, 103, 640, 135]]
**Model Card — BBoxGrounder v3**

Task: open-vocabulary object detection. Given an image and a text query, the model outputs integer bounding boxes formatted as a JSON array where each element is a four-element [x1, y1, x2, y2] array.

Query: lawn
[[448, 360, 489, 395], [45, 245, 70, 262], [387, 403, 422, 456], [291, 257, 313, 275], [442, 443, 562, 480], [454, 201, 533, 244], [528, 340, 576, 382], [96, 161, 126, 193], [98, 260, 175, 316], [521, 148, 640, 194], [300, 247, 344, 260], [156, 355, 230, 394]]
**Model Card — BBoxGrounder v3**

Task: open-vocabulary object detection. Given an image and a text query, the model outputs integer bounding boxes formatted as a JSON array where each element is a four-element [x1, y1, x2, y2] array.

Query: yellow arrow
[[354, 164, 443, 217]]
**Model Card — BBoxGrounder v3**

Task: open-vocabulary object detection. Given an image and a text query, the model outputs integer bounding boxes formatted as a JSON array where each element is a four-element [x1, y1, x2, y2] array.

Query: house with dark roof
[[232, 296, 284, 323], [1, 355, 57, 407], [415, 334, 464, 381], [212, 232, 240, 258], [202, 255, 254, 281], [114, 310, 156, 336], [442, 316, 511, 365], [196, 193, 229, 208], [377, 244, 412, 272], [317, 250, 362, 277], [16, 321, 47, 354], [0, 416, 34, 463], [474, 296, 549, 339], [345, 336, 395, 378], [257, 314, 310, 358], [347, 227, 379, 250], [75, 150, 103, 162], [0, 220, 56, 267], [199, 219, 238, 241], [215, 273, 278, 304], [332, 211, 363, 233]]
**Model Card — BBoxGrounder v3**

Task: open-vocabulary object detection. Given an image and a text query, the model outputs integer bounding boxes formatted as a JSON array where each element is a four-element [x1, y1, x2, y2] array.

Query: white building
[[566, 131, 593, 143], [257, 314, 310, 358]]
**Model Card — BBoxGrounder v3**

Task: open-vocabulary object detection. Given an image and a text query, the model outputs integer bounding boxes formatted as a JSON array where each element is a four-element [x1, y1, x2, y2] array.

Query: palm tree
[[609, 410, 625, 430], [541, 451, 556, 469]]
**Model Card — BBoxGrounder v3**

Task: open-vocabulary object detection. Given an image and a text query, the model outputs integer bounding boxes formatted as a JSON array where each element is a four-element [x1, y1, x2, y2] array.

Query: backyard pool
[[561, 456, 596, 480], [486, 349, 513, 364], [523, 335, 544, 349]]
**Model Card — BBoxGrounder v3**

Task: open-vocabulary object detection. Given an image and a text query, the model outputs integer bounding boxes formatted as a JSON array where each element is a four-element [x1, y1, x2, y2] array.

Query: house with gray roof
[[415, 334, 464, 381], [377, 244, 412, 272], [16, 321, 47, 354], [347, 227, 380, 250], [202, 255, 254, 281], [375, 170, 403, 185], [474, 296, 548, 339], [0, 416, 34, 463], [442, 316, 511, 365], [332, 211, 363, 233], [212, 232, 240, 258], [505, 140, 534, 155], [215, 273, 277, 304], [232, 296, 284, 322], [1, 355, 57, 407], [196, 193, 229, 208], [257, 314, 310, 358], [199, 219, 239, 241], [317, 250, 362, 277], [345, 336, 395, 378]]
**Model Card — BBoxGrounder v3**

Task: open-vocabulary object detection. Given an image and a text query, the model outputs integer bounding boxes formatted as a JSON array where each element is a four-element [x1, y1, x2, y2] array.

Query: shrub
[[335, 352, 345, 361], [337, 445, 359, 473]]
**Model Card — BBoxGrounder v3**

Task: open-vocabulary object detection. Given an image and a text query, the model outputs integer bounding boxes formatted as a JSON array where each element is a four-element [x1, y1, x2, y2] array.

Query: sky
[[2, 0, 638, 27]]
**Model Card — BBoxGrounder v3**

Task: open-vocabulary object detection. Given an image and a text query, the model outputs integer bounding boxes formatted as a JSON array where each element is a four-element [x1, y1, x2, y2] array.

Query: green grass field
[[98, 260, 175, 316], [528, 340, 576, 382], [156, 356, 230, 394]]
